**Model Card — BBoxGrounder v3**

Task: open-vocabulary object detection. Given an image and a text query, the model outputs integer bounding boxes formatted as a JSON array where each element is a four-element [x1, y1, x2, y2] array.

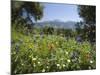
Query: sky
[[37, 3, 82, 22]]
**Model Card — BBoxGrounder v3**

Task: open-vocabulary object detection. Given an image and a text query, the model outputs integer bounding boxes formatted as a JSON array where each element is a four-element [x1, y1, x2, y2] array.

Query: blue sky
[[37, 3, 82, 22]]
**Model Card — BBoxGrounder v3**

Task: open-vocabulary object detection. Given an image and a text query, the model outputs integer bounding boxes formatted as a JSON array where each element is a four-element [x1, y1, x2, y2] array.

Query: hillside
[[34, 20, 76, 30]]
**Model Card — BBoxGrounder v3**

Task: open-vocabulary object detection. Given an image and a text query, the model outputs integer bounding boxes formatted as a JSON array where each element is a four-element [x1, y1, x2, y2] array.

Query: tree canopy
[[78, 5, 96, 24], [77, 5, 96, 43], [11, 1, 44, 23]]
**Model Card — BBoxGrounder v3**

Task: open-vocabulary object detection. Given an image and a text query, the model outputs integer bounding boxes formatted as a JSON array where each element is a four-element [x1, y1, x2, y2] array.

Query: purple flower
[[76, 35, 82, 43], [40, 32, 44, 38], [15, 43, 20, 53], [70, 50, 80, 63]]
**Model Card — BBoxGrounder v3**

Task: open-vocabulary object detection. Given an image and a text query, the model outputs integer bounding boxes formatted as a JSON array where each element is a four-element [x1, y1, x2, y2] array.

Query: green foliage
[[43, 26, 54, 34], [11, 1, 44, 24], [77, 5, 96, 42], [11, 4, 96, 74], [75, 21, 96, 42], [78, 5, 96, 24], [11, 24, 96, 74]]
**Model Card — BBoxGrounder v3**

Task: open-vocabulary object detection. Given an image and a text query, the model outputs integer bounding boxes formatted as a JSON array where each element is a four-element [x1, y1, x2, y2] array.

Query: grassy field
[[11, 25, 96, 74]]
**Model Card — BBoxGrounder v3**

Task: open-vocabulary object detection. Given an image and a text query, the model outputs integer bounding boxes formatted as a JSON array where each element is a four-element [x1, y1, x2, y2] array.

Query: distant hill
[[34, 20, 77, 30]]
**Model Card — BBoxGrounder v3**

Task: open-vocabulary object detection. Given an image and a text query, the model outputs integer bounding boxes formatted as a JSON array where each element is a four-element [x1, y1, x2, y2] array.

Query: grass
[[11, 26, 96, 74]]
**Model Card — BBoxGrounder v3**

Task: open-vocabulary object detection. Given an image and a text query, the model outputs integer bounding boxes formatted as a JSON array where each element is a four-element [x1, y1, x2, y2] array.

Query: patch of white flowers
[[90, 60, 93, 64], [47, 66, 49, 69], [57, 64, 60, 67], [32, 58, 37, 61], [67, 59, 71, 63], [88, 66, 92, 69], [21, 63, 24, 66], [42, 69, 45, 72], [65, 51, 68, 55], [62, 64, 66, 67], [33, 63, 36, 67], [38, 61, 40, 64]]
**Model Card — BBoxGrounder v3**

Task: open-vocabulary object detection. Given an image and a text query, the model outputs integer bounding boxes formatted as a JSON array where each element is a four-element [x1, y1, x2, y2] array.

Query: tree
[[78, 5, 96, 24], [11, 1, 44, 23], [75, 21, 83, 34], [78, 5, 96, 43]]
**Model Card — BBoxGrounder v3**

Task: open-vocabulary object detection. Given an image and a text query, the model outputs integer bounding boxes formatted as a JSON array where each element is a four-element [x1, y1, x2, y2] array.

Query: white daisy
[[57, 64, 60, 67], [67, 59, 71, 63], [42, 69, 45, 72], [47, 66, 49, 69], [65, 51, 68, 55], [63, 64, 66, 67], [32, 58, 37, 61], [33, 63, 36, 67], [90, 60, 93, 64], [38, 61, 40, 64], [21, 64, 24, 66]]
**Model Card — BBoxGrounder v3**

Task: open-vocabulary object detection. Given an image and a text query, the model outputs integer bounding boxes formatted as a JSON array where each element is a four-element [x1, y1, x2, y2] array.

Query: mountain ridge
[[34, 20, 77, 30]]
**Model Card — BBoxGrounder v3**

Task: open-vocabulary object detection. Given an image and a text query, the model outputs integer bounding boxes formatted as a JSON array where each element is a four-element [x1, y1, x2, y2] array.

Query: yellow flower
[[48, 43, 55, 50]]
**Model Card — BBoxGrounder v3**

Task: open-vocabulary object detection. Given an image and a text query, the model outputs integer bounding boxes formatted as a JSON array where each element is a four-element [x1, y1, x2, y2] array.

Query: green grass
[[11, 26, 96, 74]]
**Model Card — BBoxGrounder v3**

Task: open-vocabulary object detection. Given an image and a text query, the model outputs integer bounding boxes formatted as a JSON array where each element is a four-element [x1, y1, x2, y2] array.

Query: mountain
[[34, 20, 77, 30]]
